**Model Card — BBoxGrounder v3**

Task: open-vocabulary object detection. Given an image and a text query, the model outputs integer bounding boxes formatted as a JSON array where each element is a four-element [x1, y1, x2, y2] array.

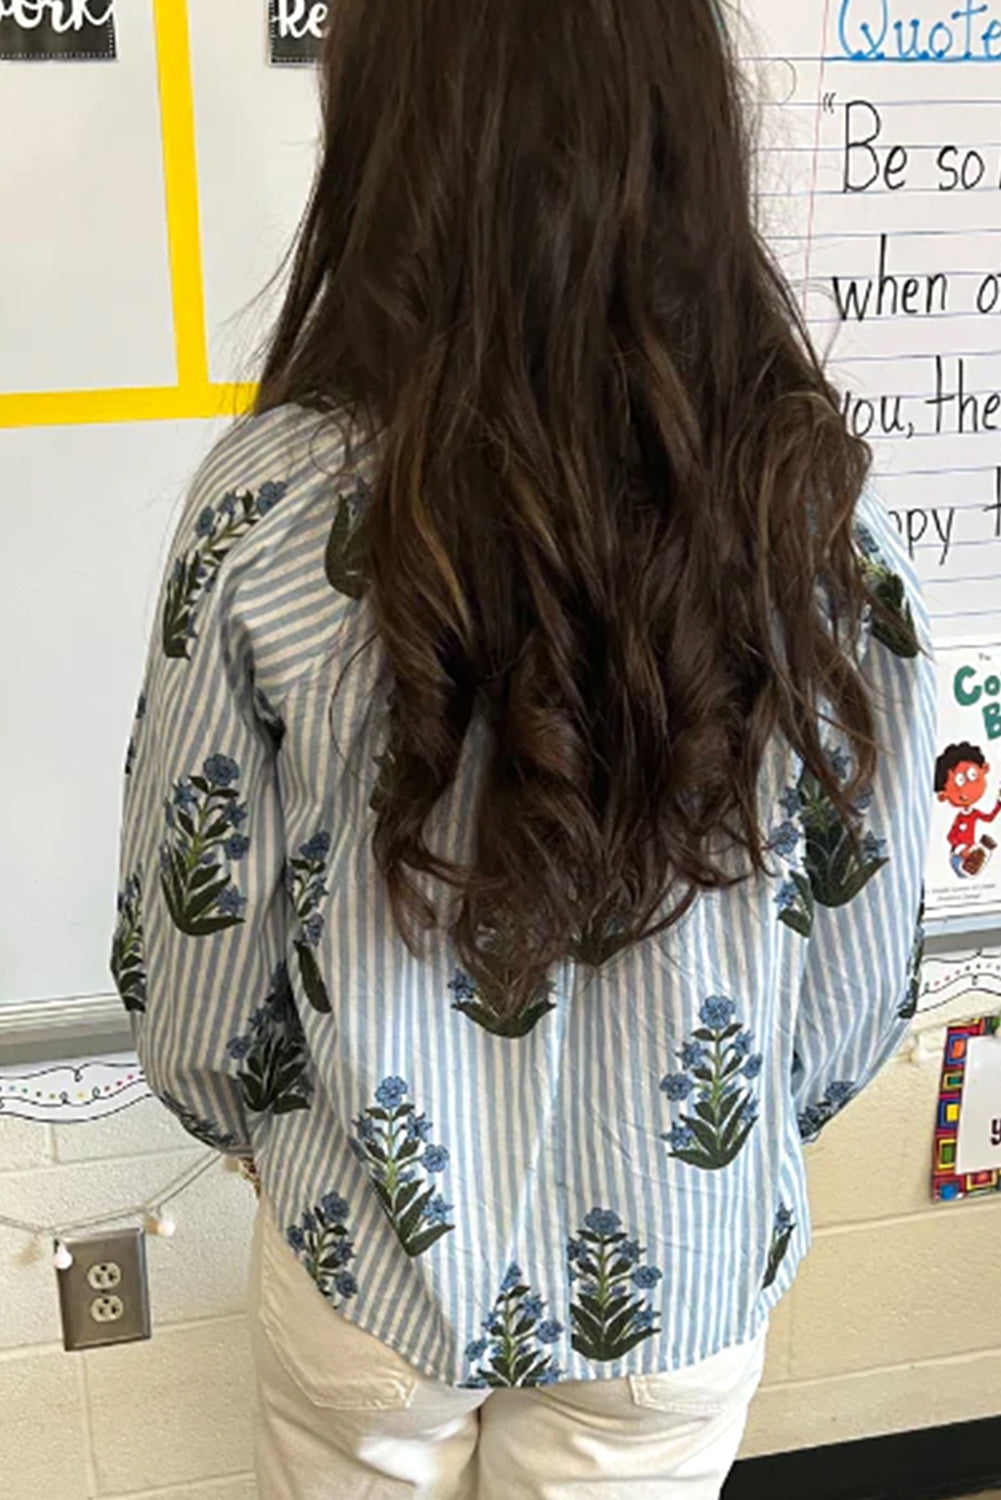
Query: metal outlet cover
[[56, 1227, 151, 1351]]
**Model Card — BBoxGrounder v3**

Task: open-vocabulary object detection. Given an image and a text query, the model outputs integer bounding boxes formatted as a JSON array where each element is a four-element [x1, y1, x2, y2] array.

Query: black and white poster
[[268, 0, 327, 65], [0, 1, 117, 61]]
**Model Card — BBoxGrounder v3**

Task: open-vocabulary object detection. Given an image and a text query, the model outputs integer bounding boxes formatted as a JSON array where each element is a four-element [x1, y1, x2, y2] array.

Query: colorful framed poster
[[927, 643, 1001, 931], [932, 1014, 1001, 1203]]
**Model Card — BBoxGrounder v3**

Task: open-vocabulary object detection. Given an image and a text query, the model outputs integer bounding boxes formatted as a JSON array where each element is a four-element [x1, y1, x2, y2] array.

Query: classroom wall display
[[2, 0, 1001, 1028], [928, 643, 1001, 925], [932, 1014, 1001, 1201], [0, 0, 117, 61], [268, 0, 326, 65]]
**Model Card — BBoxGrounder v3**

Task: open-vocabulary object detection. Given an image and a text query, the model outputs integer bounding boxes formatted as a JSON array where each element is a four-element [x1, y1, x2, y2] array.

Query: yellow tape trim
[[153, 0, 209, 389], [0, 2, 264, 431], [0, 384, 257, 429]]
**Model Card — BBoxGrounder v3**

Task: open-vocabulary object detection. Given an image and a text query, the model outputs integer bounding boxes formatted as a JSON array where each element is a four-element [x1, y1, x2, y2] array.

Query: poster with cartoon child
[[927, 643, 1001, 924]]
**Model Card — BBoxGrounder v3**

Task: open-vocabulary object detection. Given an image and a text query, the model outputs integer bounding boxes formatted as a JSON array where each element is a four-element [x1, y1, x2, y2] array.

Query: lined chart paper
[[746, 0, 1001, 641]]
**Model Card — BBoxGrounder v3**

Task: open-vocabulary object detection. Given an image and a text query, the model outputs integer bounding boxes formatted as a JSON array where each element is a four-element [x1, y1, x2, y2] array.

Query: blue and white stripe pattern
[[112, 405, 936, 1386]]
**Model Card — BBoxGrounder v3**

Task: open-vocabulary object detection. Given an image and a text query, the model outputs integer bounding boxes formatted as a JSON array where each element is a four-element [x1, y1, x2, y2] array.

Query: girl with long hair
[[112, 1, 935, 1493]]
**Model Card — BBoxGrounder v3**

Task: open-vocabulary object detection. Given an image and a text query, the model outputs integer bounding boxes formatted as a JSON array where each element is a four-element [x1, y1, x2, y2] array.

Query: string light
[[0, 1150, 228, 1253]]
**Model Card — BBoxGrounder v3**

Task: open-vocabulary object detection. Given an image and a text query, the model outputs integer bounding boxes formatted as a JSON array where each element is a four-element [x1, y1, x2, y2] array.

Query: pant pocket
[[253, 1194, 419, 1412], [627, 1324, 768, 1415]]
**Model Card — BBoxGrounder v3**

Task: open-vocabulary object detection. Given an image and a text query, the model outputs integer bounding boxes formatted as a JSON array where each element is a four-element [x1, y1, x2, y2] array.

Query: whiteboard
[[1, 0, 999, 1014]]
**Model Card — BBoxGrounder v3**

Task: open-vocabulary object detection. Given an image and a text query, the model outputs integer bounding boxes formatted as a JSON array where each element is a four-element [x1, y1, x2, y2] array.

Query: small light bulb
[[53, 1240, 74, 1270], [146, 1210, 176, 1238]]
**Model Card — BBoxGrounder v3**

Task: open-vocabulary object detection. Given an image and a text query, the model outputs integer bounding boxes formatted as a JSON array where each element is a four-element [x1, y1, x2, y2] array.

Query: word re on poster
[[0, 1, 116, 60], [269, 0, 327, 65]]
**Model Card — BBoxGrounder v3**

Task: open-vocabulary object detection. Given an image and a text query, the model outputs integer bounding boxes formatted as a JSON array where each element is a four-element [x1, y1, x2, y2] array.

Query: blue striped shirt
[[112, 404, 936, 1387]]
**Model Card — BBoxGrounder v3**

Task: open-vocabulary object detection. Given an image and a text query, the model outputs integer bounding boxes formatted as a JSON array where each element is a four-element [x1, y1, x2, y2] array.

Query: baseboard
[[722, 1414, 1001, 1500]]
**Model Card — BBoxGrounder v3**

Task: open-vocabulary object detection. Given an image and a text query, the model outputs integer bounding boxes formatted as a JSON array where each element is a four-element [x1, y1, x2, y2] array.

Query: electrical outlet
[[56, 1229, 151, 1351]]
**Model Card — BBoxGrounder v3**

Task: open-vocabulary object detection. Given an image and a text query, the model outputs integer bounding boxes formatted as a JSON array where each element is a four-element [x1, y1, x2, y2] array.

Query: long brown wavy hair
[[257, 0, 877, 1021]]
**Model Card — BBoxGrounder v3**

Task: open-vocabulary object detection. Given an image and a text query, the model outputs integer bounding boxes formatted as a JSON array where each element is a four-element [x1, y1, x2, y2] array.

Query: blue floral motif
[[159, 757, 251, 937], [659, 1073, 695, 1101], [762, 1202, 796, 1289], [679, 1040, 707, 1070], [289, 827, 333, 1013], [768, 821, 801, 859], [223, 963, 312, 1116], [798, 1080, 857, 1142], [217, 886, 247, 918], [660, 996, 759, 1170], [448, 970, 477, 1002], [700, 995, 735, 1030], [224, 834, 250, 860], [353, 1079, 455, 1256], [375, 1076, 409, 1109], [110, 871, 147, 1013], [286, 1192, 358, 1306], [446, 954, 556, 1038], [462, 1269, 563, 1387], [162, 482, 289, 659], [778, 784, 802, 818], [568, 1210, 662, 1361], [257, 480, 287, 516], [203, 754, 240, 787], [774, 755, 889, 939]]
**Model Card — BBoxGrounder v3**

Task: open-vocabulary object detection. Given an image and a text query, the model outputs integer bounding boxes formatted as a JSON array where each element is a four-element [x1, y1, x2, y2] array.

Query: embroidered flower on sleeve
[[288, 829, 333, 1013], [161, 481, 288, 660], [110, 871, 147, 1013], [159, 755, 251, 937], [224, 962, 312, 1116]]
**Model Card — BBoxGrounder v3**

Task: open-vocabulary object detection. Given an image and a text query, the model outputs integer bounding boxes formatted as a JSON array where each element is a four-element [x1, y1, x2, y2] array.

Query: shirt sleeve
[[110, 475, 287, 1158], [789, 494, 937, 1145]]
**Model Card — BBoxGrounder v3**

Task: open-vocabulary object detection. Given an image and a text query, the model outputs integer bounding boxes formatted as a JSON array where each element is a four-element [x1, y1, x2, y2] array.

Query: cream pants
[[248, 1193, 767, 1499]]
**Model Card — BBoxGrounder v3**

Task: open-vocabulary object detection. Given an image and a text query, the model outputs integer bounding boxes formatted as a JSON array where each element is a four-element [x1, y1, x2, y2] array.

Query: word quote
[[837, 0, 1001, 61]]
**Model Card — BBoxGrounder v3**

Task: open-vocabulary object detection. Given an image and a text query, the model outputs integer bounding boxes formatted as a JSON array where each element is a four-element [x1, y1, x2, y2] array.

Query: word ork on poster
[[0, 1, 116, 60], [927, 643, 1001, 926], [268, 0, 327, 65]]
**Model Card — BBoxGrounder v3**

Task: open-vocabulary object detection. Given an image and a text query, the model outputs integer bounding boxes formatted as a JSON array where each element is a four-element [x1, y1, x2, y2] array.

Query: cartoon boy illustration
[[934, 741, 1001, 877]]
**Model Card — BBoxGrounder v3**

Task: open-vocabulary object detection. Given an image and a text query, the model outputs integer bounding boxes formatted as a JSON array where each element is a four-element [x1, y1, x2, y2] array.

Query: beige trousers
[[248, 1193, 767, 1500]]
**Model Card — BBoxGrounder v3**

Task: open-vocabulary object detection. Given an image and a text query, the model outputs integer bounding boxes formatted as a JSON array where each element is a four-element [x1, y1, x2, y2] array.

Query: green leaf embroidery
[[294, 940, 332, 1014], [324, 493, 368, 599], [110, 873, 147, 1013], [568, 1211, 661, 1363], [352, 1079, 454, 1258]]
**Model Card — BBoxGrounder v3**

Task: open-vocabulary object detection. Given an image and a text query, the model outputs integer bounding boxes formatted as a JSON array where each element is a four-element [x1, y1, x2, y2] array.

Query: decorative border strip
[[931, 1014, 1001, 1203], [918, 946, 1001, 1010], [0, 1057, 150, 1122]]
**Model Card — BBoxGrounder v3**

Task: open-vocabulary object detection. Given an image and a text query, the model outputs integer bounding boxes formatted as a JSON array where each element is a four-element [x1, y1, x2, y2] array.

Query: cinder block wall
[[740, 988, 1001, 1457], [2, 992, 999, 1499]]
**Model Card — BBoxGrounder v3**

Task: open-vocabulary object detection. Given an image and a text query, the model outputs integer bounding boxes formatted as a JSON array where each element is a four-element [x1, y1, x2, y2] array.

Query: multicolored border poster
[[927, 643, 1001, 928], [932, 1014, 1001, 1202]]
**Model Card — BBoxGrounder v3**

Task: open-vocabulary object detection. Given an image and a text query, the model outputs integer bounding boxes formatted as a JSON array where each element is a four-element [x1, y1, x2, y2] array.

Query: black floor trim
[[722, 1414, 1001, 1500]]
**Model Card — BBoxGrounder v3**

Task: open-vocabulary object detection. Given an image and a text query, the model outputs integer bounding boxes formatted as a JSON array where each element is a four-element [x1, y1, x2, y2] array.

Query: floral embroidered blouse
[[112, 404, 936, 1387]]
